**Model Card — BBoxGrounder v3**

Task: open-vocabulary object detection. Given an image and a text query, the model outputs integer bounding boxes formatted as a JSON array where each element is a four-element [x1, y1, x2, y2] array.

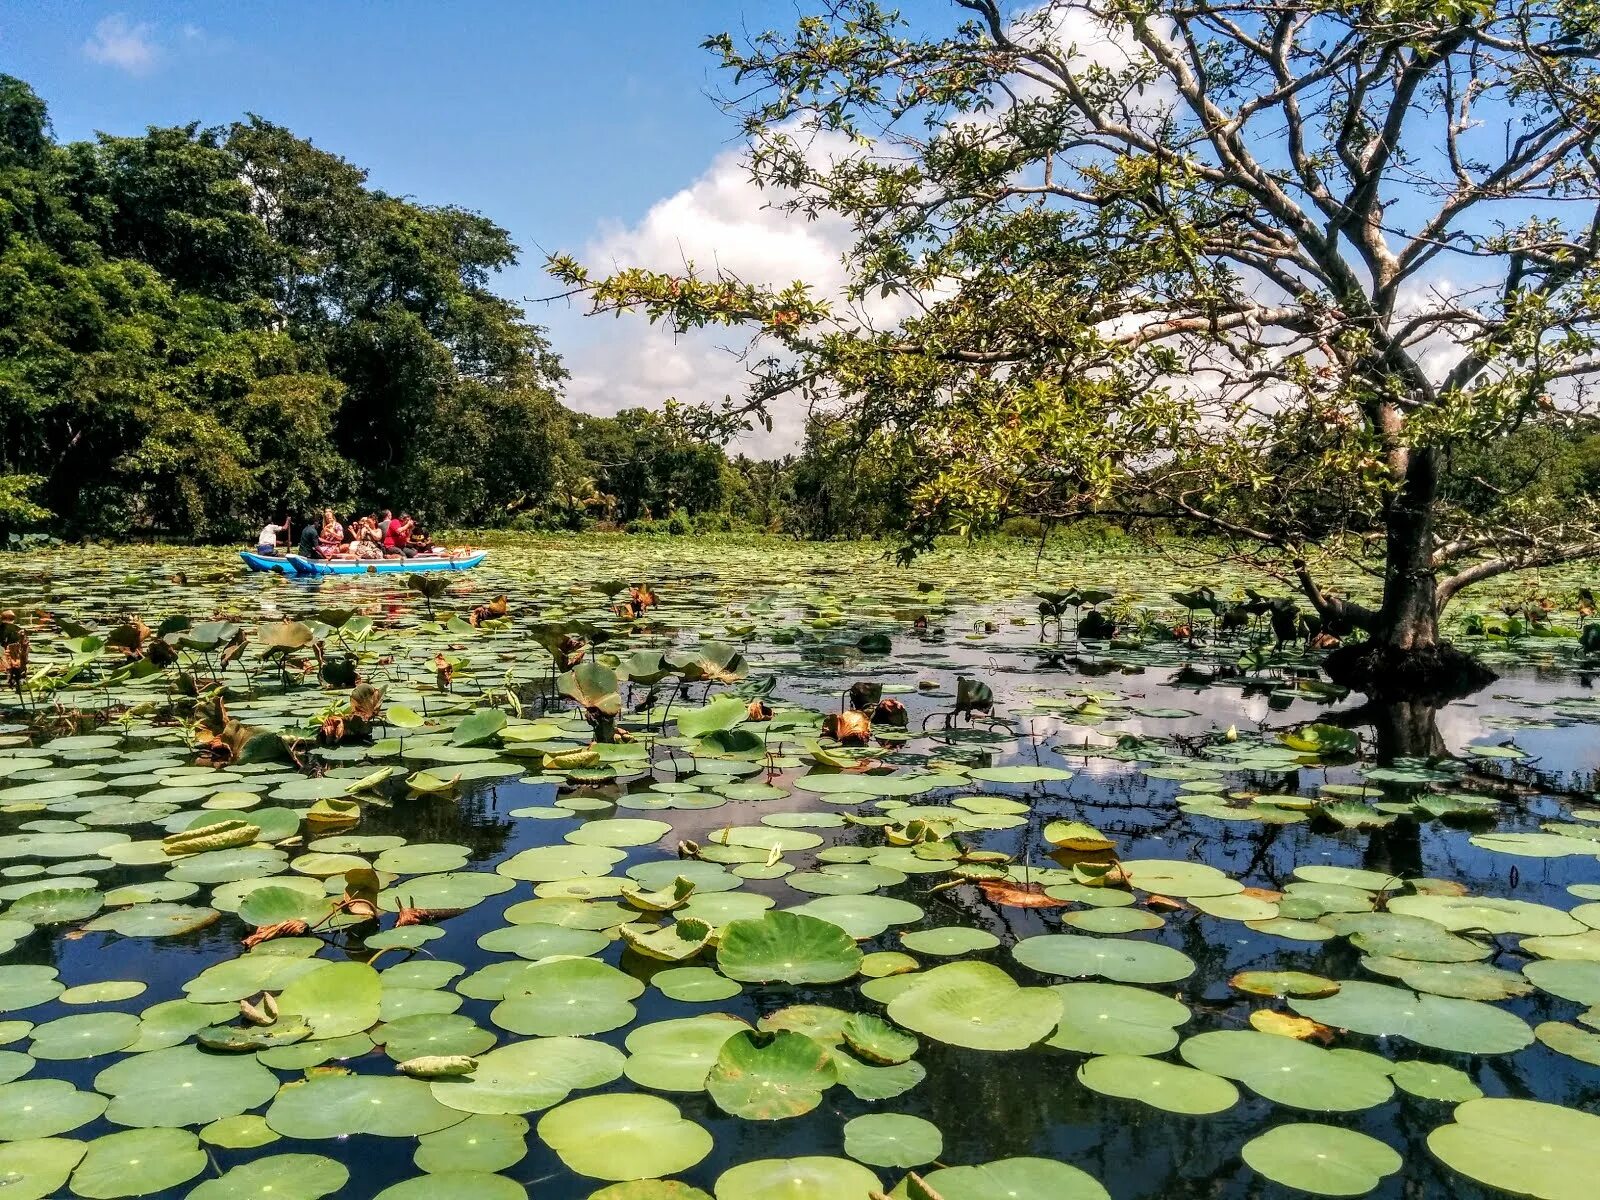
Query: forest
[[0, 74, 892, 543]]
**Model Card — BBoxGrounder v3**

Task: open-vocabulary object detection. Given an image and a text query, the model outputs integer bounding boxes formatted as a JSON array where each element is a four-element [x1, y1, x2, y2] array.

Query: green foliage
[[0, 79, 572, 538], [556, 0, 1600, 647]]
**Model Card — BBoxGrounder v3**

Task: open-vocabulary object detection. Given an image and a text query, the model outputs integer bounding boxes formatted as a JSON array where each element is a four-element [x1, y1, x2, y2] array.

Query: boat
[[239, 550, 487, 576]]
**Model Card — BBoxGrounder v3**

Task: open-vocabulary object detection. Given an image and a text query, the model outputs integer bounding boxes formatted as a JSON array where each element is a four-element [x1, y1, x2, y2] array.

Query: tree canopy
[[0, 76, 583, 538], [552, 0, 1600, 676]]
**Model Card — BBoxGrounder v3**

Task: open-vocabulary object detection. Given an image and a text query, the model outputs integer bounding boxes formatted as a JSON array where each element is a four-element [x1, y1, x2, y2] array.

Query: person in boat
[[317, 509, 346, 559], [384, 512, 416, 558], [296, 517, 322, 560], [377, 510, 394, 544], [406, 517, 434, 555], [348, 514, 383, 560], [255, 517, 289, 557]]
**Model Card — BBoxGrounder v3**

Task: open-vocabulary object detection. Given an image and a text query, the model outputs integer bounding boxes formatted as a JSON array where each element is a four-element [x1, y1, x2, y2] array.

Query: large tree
[[0, 79, 572, 537], [552, 0, 1600, 688]]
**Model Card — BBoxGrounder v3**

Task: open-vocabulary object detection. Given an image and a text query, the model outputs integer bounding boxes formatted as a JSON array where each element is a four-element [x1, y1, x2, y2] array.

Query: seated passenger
[[296, 519, 321, 560], [318, 510, 346, 559], [386, 514, 418, 557]]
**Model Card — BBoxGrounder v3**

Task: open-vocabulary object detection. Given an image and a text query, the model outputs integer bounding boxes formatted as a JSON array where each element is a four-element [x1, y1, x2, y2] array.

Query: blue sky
[[2, 2, 838, 450]]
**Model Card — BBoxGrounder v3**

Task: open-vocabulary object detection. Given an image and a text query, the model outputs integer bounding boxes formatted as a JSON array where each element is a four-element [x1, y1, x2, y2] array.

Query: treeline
[[0, 75, 917, 544]]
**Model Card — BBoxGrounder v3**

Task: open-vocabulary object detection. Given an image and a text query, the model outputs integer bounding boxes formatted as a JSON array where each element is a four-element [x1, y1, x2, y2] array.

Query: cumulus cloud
[[83, 14, 162, 75], [561, 140, 860, 457]]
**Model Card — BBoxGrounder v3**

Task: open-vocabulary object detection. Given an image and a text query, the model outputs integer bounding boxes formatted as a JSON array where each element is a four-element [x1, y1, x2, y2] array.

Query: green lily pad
[[899, 926, 998, 955], [624, 1015, 750, 1092], [1242, 1123, 1402, 1196], [68, 1128, 206, 1198], [414, 1114, 529, 1174], [1179, 1031, 1394, 1111], [1077, 1054, 1239, 1115], [904, 1158, 1109, 1200], [490, 958, 643, 1036], [1427, 1097, 1600, 1200], [94, 1045, 278, 1127], [0, 1137, 87, 1200], [1045, 982, 1190, 1056], [1389, 1059, 1483, 1102], [653, 966, 743, 1003], [187, 1154, 349, 1200], [1012, 934, 1195, 984], [30, 1011, 141, 1060], [717, 911, 863, 984], [278, 960, 381, 1039], [430, 1036, 625, 1114], [538, 1093, 712, 1181], [1291, 981, 1533, 1053], [0, 1079, 107, 1139], [843, 1112, 942, 1168], [371, 1172, 526, 1200], [264, 1074, 466, 1138], [886, 961, 1063, 1051], [706, 1029, 837, 1120], [714, 1156, 881, 1200]]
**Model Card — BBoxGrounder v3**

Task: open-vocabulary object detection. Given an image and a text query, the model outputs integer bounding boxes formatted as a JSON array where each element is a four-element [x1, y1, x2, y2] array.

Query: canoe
[[239, 550, 487, 576]]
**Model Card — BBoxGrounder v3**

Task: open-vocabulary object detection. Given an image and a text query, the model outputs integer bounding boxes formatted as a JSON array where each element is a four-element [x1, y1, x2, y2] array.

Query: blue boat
[[240, 550, 487, 576]]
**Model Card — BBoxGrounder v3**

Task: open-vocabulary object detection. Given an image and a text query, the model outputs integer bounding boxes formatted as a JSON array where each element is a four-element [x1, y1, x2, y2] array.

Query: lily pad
[[538, 1093, 712, 1181], [717, 911, 863, 984], [1242, 1123, 1402, 1197], [706, 1029, 837, 1120], [1427, 1097, 1600, 1200], [68, 1128, 206, 1198], [887, 961, 1063, 1051], [1077, 1054, 1238, 1115]]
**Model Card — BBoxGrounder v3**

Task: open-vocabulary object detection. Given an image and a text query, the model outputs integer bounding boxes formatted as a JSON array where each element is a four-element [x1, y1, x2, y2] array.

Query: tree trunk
[[1320, 442, 1495, 698], [1373, 445, 1439, 649]]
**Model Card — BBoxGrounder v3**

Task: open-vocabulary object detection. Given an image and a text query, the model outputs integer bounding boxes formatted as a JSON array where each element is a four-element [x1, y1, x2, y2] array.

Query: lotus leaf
[[68, 1128, 206, 1198], [1179, 1031, 1394, 1111], [625, 1015, 750, 1091], [887, 961, 1062, 1050], [716, 911, 863, 984], [430, 1036, 625, 1114], [539, 1093, 713, 1180], [1077, 1054, 1239, 1115], [0, 1137, 86, 1200], [187, 1154, 349, 1200], [265, 1073, 465, 1138], [371, 1172, 526, 1200], [1427, 1098, 1600, 1200], [1242, 1124, 1401, 1197], [491, 957, 644, 1036], [411, 1113, 530, 1174], [1291, 981, 1533, 1053], [786, 895, 923, 938], [1012, 934, 1195, 983], [1045, 982, 1191, 1056], [713, 1156, 880, 1199], [94, 1045, 277, 1127], [706, 1029, 837, 1120], [903, 1158, 1109, 1200], [653, 966, 743, 1002], [843, 1112, 942, 1168], [30, 1011, 141, 1060]]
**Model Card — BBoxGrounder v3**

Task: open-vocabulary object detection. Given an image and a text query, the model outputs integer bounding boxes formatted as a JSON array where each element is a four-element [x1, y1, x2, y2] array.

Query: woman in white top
[[255, 519, 288, 556]]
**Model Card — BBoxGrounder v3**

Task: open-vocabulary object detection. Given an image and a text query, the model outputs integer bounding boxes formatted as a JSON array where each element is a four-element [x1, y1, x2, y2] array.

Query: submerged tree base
[[1322, 641, 1497, 703]]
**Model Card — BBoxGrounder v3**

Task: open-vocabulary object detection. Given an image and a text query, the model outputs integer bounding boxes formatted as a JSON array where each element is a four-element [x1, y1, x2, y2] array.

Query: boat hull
[[239, 551, 487, 576]]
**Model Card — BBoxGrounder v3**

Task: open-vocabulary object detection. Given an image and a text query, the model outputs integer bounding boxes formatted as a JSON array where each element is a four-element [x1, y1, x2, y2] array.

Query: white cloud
[[561, 140, 861, 457], [83, 14, 162, 75]]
